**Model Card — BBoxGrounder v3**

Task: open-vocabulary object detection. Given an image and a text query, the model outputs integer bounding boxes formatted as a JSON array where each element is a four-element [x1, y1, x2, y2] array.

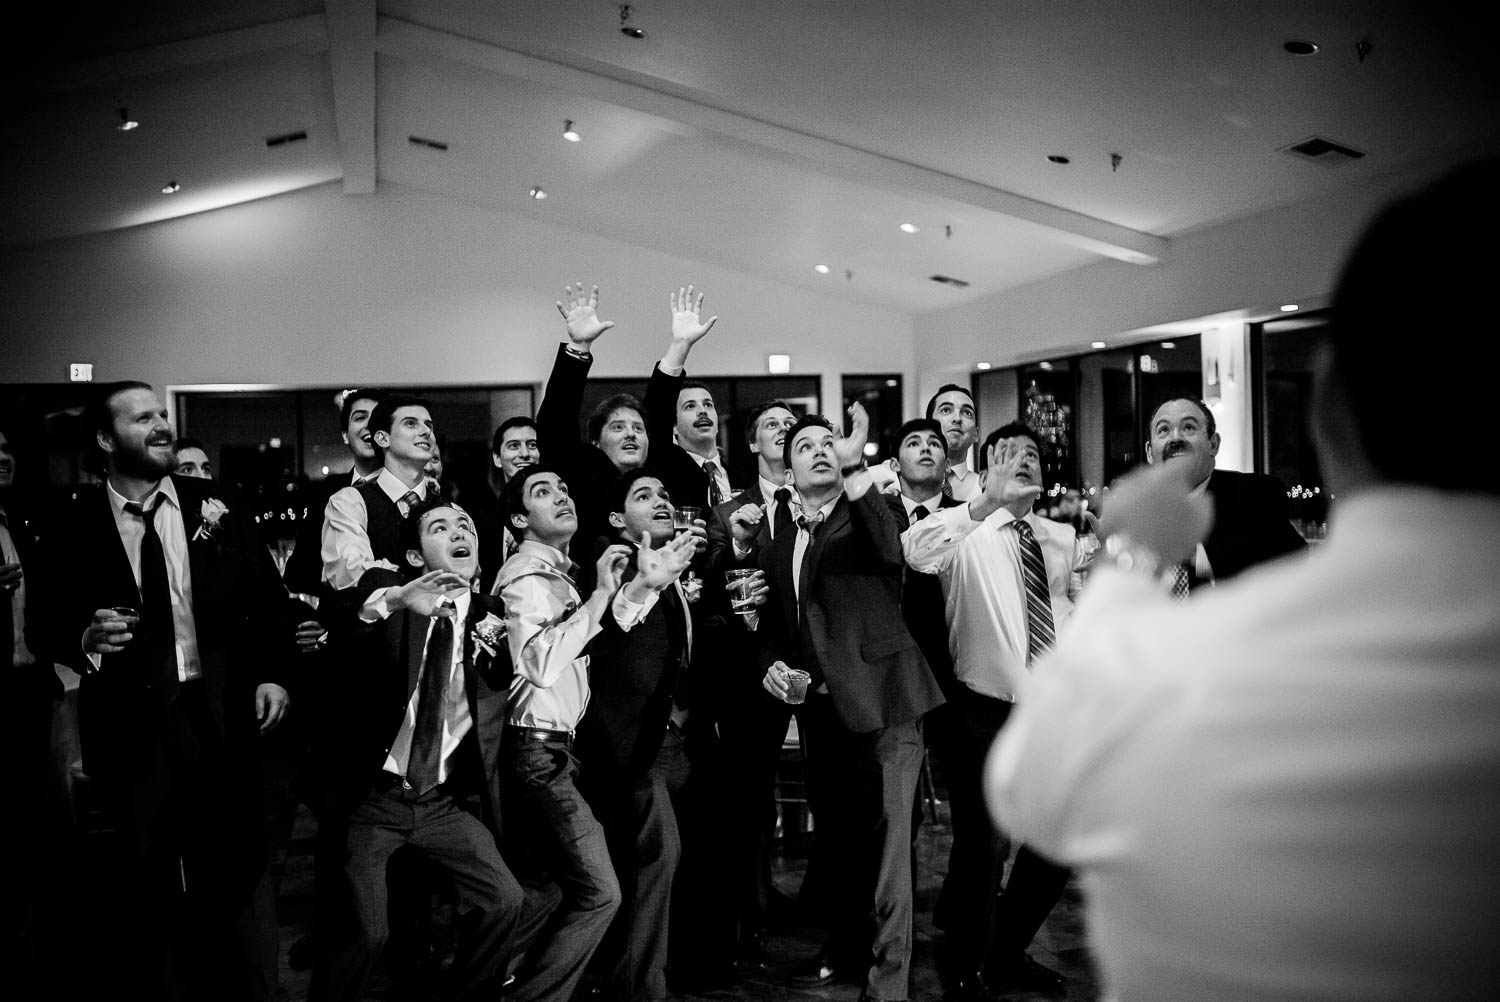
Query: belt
[[504, 726, 574, 748]]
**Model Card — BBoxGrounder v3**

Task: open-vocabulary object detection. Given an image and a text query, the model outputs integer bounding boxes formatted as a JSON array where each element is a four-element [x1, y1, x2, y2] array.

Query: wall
[[1, 180, 916, 421]]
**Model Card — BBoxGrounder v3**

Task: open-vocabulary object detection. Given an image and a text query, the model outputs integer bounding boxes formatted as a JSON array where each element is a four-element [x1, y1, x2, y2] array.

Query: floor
[[265, 782, 1103, 1002]]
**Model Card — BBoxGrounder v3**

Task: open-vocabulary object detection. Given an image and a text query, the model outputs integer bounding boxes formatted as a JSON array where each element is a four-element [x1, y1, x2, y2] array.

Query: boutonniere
[[681, 572, 702, 605], [192, 498, 230, 541], [471, 612, 507, 657]]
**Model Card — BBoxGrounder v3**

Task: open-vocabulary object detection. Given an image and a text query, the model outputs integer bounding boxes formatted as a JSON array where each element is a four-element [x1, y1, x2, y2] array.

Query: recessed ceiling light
[[814, 264, 830, 274], [528, 186, 547, 200], [1091, 341, 1107, 349], [1160, 340, 1177, 349], [767, 353, 791, 374], [116, 107, 138, 131], [562, 120, 581, 142], [899, 222, 918, 234], [976, 362, 992, 371], [161, 180, 180, 194], [1283, 40, 1319, 56], [1047, 155, 1071, 165], [1280, 303, 1299, 312], [619, 3, 645, 38]]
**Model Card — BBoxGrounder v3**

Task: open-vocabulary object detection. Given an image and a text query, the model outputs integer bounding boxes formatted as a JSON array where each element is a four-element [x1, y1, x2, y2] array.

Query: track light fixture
[[117, 107, 138, 131], [562, 120, 581, 142]]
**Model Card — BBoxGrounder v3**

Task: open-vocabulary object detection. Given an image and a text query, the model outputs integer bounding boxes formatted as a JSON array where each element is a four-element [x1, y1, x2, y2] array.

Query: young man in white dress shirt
[[926, 385, 981, 501]]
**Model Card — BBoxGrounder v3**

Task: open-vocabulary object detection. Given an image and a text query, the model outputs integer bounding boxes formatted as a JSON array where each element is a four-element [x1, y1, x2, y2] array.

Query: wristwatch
[[840, 460, 866, 476]]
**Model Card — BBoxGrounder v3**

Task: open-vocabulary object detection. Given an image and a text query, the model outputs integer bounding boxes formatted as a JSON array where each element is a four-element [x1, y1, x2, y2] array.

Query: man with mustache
[[759, 404, 944, 1002], [1144, 396, 1305, 593], [902, 422, 1093, 999], [62, 381, 292, 1000], [927, 384, 981, 501], [492, 463, 693, 1002]]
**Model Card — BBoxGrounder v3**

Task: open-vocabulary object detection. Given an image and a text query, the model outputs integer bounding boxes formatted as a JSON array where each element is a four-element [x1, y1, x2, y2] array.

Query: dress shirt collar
[[948, 460, 974, 484], [759, 475, 795, 507], [687, 448, 725, 471], [900, 492, 942, 520], [106, 474, 181, 519], [517, 539, 573, 574], [375, 466, 428, 502]]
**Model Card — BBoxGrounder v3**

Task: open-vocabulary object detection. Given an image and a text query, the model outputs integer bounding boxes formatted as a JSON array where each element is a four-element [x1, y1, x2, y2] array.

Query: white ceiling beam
[[38, 15, 329, 90], [377, 17, 1167, 266], [326, 0, 377, 195]]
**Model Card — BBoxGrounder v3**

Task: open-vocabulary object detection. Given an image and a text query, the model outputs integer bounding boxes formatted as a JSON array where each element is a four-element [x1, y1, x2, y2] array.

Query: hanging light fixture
[[161, 180, 180, 194], [116, 107, 138, 131], [562, 120, 581, 142]]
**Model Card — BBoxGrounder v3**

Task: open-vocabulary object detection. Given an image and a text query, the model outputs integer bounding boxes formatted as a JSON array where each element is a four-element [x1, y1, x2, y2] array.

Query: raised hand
[[388, 570, 470, 616], [729, 503, 765, 545], [983, 439, 1043, 510], [557, 282, 615, 347], [831, 400, 870, 471], [594, 544, 632, 598], [1099, 463, 1214, 566], [669, 284, 717, 345], [634, 530, 698, 590]]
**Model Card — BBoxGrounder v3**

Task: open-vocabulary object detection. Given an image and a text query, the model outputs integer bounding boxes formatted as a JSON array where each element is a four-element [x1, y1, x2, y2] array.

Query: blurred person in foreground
[[986, 161, 1500, 1000]]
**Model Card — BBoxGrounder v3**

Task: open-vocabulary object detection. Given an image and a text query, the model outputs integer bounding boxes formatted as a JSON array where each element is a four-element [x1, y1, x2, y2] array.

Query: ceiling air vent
[[930, 274, 971, 288], [408, 135, 449, 151], [265, 130, 308, 148], [1280, 136, 1365, 165]]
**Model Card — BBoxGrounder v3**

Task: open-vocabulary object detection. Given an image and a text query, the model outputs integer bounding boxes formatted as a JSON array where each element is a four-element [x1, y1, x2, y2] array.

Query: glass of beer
[[673, 506, 702, 533]]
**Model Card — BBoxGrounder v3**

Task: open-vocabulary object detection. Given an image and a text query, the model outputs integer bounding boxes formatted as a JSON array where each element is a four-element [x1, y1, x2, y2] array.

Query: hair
[[679, 380, 712, 399], [925, 383, 975, 420], [1328, 159, 1496, 493], [173, 436, 206, 454], [1149, 396, 1217, 440], [338, 387, 389, 431], [980, 421, 1043, 468], [399, 494, 467, 555], [896, 417, 944, 445], [610, 466, 667, 515], [587, 393, 646, 444], [367, 394, 433, 459], [491, 414, 538, 455], [500, 461, 566, 540], [743, 399, 794, 445], [781, 414, 836, 469]]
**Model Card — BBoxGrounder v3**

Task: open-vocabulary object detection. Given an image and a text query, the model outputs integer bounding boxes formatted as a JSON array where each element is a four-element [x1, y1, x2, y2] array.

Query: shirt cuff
[[732, 539, 753, 560], [611, 586, 660, 628], [842, 466, 874, 501], [358, 588, 395, 622]]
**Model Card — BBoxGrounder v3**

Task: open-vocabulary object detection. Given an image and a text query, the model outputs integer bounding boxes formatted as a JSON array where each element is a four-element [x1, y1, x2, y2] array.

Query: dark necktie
[[1009, 519, 1056, 663], [407, 604, 455, 795], [941, 472, 955, 499], [702, 460, 725, 507], [1171, 562, 1193, 600], [911, 503, 931, 523], [397, 489, 422, 518], [795, 512, 824, 612], [124, 497, 172, 644], [772, 488, 793, 539]]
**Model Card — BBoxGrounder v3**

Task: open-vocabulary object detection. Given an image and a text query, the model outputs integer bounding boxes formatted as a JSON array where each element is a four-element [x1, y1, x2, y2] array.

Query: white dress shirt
[[103, 477, 203, 682], [687, 449, 733, 505], [944, 460, 981, 501], [383, 590, 474, 783], [321, 467, 432, 591], [902, 503, 1084, 701], [987, 488, 1500, 1001]]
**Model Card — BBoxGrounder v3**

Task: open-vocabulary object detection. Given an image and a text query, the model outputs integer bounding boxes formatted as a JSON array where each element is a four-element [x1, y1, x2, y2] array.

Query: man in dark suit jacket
[[65, 381, 292, 1001], [758, 406, 945, 1002], [534, 283, 718, 568], [1145, 396, 1305, 590], [309, 497, 553, 1002], [576, 468, 703, 1001]]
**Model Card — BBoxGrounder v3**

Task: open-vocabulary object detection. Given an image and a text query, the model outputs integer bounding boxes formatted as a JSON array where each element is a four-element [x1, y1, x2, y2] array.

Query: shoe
[[987, 953, 1066, 996]]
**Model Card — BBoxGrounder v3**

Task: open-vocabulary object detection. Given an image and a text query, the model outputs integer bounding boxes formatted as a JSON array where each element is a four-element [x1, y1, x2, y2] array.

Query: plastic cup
[[780, 667, 811, 704], [673, 506, 703, 532], [725, 568, 756, 616]]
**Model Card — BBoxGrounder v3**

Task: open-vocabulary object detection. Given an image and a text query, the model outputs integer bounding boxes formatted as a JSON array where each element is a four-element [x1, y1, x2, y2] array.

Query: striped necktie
[[1009, 519, 1056, 663], [1171, 562, 1192, 600], [702, 460, 726, 507]]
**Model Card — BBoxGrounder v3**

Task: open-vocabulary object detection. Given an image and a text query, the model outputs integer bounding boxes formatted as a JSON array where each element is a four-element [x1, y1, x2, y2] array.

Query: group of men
[[11, 160, 1494, 1002]]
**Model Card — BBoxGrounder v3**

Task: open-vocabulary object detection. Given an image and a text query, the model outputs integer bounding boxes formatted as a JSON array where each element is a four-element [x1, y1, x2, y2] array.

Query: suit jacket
[[886, 493, 965, 702], [641, 361, 720, 513], [1202, 468, 1306, 585], [577, 548, 693, 793], [61, 475, 294, 786], [757, 488, 944, 733], [312, 593, 512, 831]]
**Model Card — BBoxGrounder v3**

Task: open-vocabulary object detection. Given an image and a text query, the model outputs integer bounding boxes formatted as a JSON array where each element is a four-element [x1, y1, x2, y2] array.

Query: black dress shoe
[[987, 953, 1066, 996]]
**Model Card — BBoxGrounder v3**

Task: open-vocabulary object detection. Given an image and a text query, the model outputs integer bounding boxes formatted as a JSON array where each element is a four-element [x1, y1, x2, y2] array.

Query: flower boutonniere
[[471, 612, 508, 658], [192, 498, 230, 542]]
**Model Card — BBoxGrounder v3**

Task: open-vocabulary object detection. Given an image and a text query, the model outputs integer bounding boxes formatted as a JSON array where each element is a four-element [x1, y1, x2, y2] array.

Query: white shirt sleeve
[[502, 573, 603, 690], [902, 501, 980, 573], [321, 485, 399, 590]]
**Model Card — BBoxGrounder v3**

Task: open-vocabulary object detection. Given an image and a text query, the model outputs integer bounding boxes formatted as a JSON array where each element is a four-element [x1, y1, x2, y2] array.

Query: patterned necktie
[[123, 496, 171, 645], [397, 489, 421, 518], [407, 604, 455, 795], [1171, 562, 1193, 600], [1009, 519, 1056, 663], [772, 488, 793, 539], [702, 460, 726, 507], [941, 471, 954, 499], [797, 512, 824, 537]]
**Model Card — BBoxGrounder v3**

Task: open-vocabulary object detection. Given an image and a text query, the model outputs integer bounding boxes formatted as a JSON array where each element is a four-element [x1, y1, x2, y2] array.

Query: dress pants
[[502, 733, 622, 1002], [309, 778, 538, 1002], [802, 691, 923, 1002]]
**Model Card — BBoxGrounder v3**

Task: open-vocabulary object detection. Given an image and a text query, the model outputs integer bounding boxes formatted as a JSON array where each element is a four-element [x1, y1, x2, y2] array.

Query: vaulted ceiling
[[6, 1, 1496, 314]]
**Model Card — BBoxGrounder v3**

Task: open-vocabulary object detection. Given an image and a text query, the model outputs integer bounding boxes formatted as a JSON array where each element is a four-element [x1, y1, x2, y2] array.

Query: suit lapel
[[93, 487, 141, 604], [802, 495, 847, 595]]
